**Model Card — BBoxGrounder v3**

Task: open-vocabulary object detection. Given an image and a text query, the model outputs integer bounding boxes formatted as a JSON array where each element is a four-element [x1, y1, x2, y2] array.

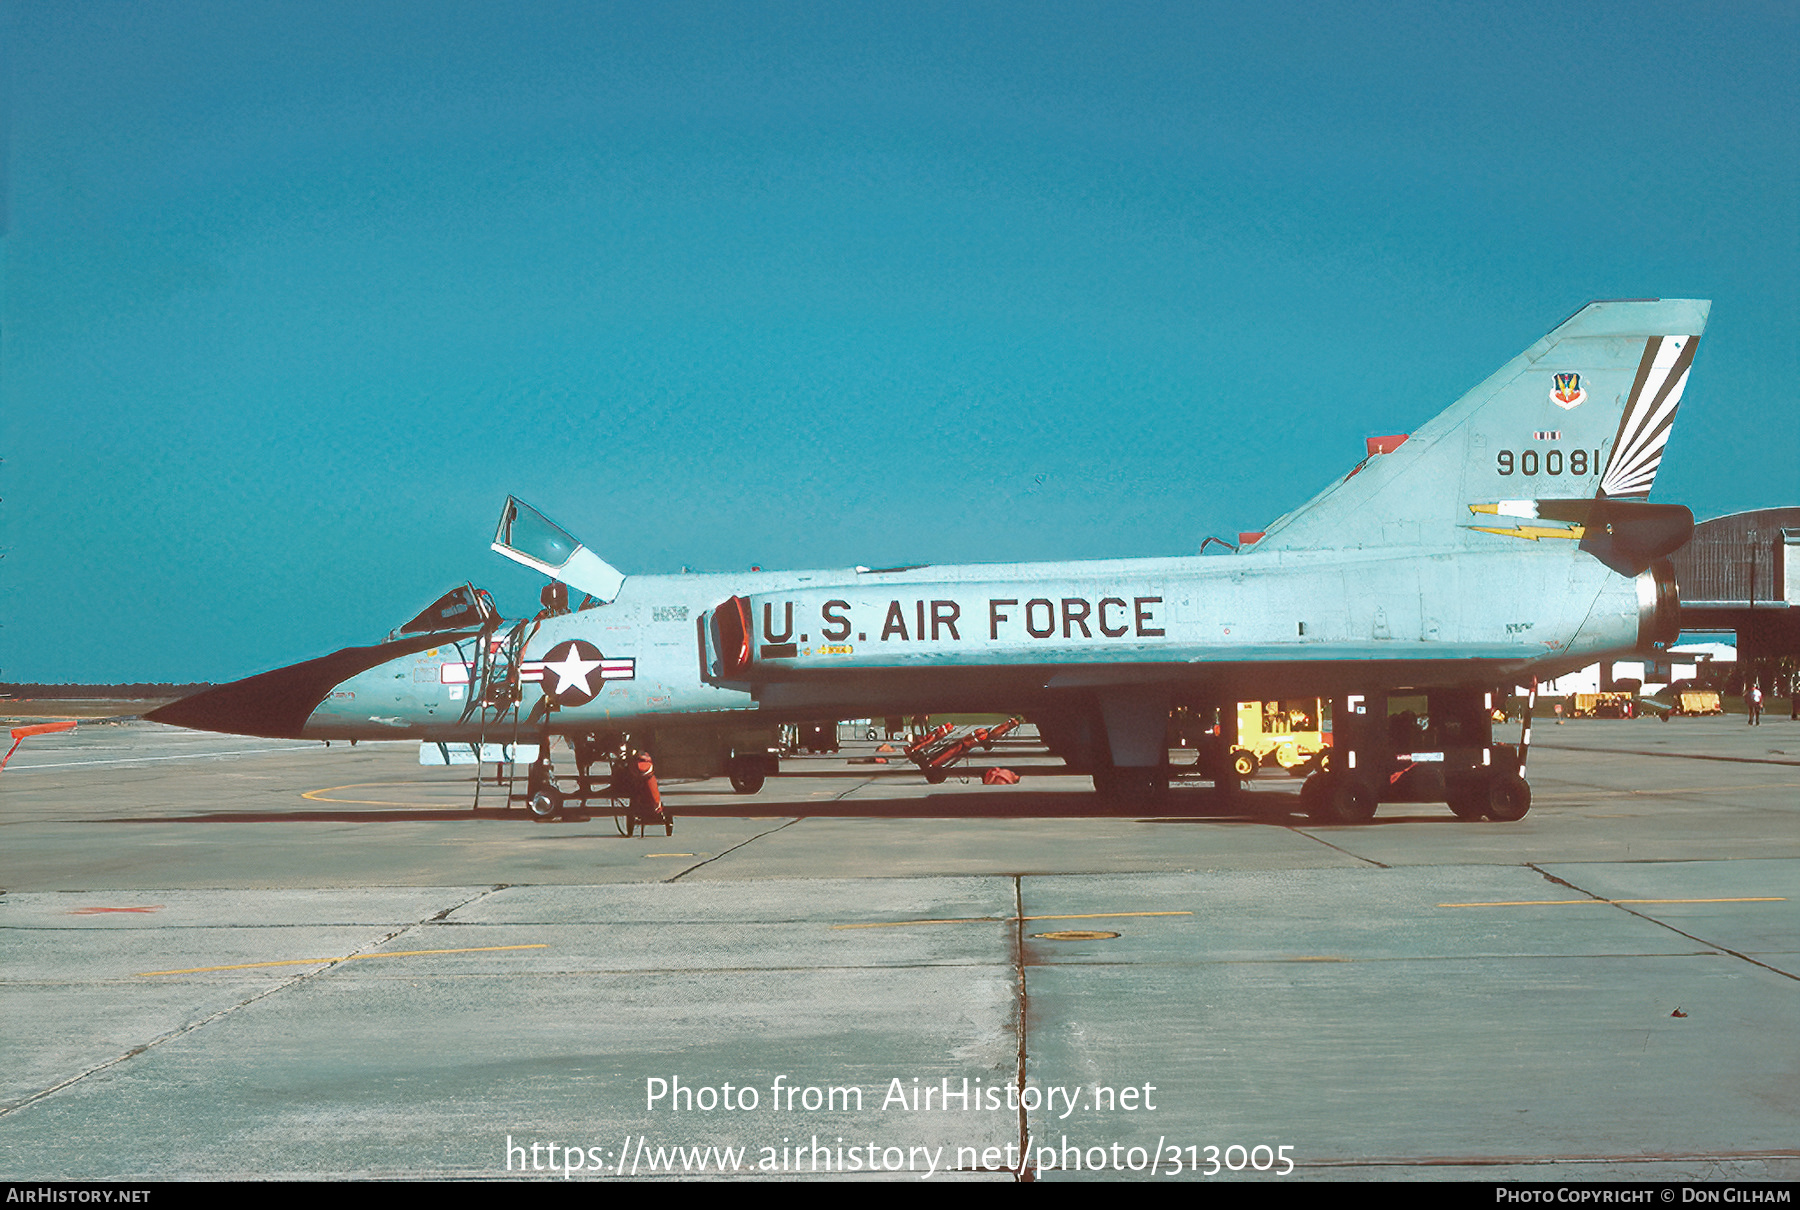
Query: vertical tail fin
[[1252, 299, 1710, 559]]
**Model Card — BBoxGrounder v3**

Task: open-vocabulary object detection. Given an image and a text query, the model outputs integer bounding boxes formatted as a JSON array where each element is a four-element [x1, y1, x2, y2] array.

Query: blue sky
[[3, 1, 1795, 683]]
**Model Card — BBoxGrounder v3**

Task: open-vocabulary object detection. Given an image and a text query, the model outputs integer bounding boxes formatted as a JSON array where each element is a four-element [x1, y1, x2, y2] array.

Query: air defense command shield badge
[[1550, 372, 1586, 409]]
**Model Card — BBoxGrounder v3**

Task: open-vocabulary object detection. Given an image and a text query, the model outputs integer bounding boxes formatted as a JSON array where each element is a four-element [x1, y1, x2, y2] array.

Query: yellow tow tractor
[[1229, 699, 1329, 778]]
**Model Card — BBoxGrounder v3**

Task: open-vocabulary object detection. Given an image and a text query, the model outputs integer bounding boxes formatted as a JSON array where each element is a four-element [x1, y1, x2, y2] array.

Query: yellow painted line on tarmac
[[834, 910, 1193, 930], [136, 943, 548, 977], [1439, 897, 1785, 908], [302, 781, 460, 807]]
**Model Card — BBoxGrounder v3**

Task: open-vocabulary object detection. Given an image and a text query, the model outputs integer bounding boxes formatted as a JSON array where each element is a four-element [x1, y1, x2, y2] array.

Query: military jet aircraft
[[150, 298, 1709, 822]]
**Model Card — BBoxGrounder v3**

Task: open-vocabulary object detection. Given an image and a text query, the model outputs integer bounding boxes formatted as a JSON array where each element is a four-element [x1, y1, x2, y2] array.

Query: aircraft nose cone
[[146, 634, 456, 738], [147, 660, 341, 739]]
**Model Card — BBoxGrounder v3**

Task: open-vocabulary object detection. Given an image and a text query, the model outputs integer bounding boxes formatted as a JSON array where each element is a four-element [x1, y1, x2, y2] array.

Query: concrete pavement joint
[[996, 951, 1727, 970], [0, 885, 508, 1118], [135, 944, 550, 977], [1285, 827, 1390, 868], [1441, 897, 1785, 907], [127, 961, 1018, 977], [0, 978, 316, 1120], [661, 818, 804, 882], [1010, 874, 1029, 1183], [1528, 864, 1800, 982]]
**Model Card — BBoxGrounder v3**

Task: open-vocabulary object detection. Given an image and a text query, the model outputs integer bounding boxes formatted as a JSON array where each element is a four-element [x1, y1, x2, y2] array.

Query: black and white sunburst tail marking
[[1600, 334, 1700, 498]]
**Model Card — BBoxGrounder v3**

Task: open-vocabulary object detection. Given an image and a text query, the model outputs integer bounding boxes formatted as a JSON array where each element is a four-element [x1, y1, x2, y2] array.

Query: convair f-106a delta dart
[[151, 299, 1709, 823]]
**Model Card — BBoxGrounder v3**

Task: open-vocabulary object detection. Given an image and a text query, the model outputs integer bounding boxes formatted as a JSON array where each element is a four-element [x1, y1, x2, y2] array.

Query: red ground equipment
[[904, 718, 1022, 784], [1, 719, 78, 773]]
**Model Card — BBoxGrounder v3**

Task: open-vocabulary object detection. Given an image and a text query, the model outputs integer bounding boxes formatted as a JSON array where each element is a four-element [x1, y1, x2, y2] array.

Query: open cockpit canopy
[[491, 496, 626, 603], [388, 582, 497, 641]]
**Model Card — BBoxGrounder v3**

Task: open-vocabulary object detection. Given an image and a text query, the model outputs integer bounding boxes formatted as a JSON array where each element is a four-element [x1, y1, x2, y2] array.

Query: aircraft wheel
[[924, 767, 949, 785], [1231, 749, 1259, 779], [528, 788, 562, 820], [1319, 776, 1378, 824], [729, 771, 766, 794], [613, 802, 633, 836], [1300, 771, 1327, 817], [866, 728, 879, 740], [1485, 773, 1531, 822]]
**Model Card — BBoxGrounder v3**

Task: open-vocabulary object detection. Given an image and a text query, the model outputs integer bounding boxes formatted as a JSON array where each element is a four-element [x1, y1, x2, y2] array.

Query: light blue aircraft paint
[[152, 300, 1709, 820]]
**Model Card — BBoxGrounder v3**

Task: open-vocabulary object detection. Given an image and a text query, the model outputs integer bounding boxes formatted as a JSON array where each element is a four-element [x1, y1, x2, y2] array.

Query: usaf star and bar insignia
[[437, 641, 636, 706], [533, 639, 635, 705]]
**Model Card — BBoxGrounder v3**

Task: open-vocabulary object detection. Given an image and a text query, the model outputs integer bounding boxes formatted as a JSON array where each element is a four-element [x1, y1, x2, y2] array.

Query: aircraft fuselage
[[291, 545, 1656, 742]]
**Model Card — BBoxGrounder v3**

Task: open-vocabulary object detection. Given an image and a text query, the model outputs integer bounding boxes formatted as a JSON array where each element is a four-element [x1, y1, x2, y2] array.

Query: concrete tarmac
[[1, 716, 1796, 1181]]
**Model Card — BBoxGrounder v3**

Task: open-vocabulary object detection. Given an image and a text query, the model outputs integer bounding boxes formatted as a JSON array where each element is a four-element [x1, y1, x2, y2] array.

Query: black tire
[[1300, 771, 1327, 817], [866, 728, 879, 740], [1231, 749, 1259, 779], [729, 771, 766, 794], [1320, 775, 1378, 824], [528, 788, 562, 820], [1486, 773, 1531, 822], [924, 767, 949, 785], [613, 801, 633, 836]]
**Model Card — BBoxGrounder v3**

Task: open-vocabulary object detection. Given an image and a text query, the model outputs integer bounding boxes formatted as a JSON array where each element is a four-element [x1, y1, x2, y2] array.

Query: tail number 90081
[[1497, 449, 1601, 477]]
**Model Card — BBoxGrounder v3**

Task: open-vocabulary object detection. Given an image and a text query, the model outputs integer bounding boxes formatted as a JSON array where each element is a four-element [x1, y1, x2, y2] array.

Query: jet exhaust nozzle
[[1635, 558, 1681, 651]]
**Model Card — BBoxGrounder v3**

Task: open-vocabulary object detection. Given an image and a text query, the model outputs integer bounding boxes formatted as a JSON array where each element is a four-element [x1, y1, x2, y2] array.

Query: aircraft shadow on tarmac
[[90, 780, 1475, 826]]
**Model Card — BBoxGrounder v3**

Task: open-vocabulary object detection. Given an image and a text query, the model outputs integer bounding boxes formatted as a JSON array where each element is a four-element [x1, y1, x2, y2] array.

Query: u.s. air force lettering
[[758, 595, 1165, 654]]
